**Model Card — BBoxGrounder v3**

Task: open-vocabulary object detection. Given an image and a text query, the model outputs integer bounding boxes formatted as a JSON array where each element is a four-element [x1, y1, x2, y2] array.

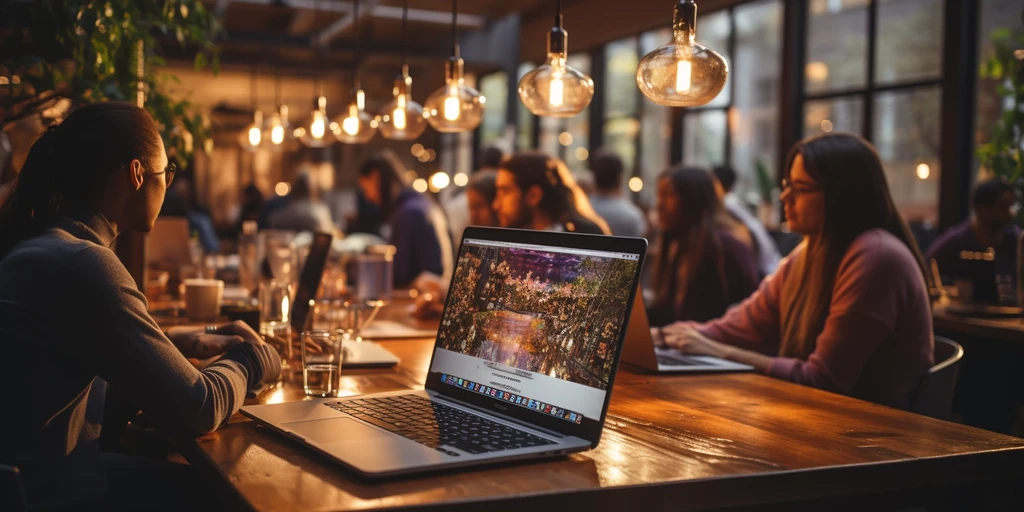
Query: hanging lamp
[[518, 0, 594, 117], [636, 0, 728, 107], [424, 0, 485, 133], [334, 0, 377, 144], [242, 63, 263, 152], [265, 65, 292, 148], [378, 0, 427, 140], [298, 0, 334, 147]]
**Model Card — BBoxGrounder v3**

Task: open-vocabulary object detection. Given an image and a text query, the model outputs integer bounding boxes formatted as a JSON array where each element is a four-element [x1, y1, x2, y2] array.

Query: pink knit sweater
[[695, 229, 934, 409]]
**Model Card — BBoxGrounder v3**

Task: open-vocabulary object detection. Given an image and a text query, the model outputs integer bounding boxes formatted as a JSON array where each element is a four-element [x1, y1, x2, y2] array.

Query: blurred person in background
[[588, 150, 646, 238], [713, 165, 781, 278], [443, 145, 505, 245], [648, 166, 759, 326], [358, 150, 452, 287], [160, 171, 220, 254], [492, 152, 610, 235], [927, 177, 1019, 304], [268, 171, 335, 234]]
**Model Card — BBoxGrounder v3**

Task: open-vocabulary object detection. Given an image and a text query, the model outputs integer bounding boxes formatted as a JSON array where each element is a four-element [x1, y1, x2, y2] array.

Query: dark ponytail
[[0, 102, 162, 256]]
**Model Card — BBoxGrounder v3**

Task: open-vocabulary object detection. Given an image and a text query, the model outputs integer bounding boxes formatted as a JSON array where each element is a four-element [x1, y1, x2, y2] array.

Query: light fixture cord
[[250, 62, 257, 112], [555, 0, 562, 28], [401, 0, 409, 68], [354, 0, 362, 85], [450, 0, 458, 58], [274, 63, 281, 107]]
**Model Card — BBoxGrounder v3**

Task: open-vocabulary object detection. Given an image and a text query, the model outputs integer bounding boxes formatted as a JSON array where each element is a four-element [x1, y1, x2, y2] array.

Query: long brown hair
[[779, 133, 929, 359], [0, 102, 162, 257], [358, 149, 411, 220], [652, 166, 728, 317]]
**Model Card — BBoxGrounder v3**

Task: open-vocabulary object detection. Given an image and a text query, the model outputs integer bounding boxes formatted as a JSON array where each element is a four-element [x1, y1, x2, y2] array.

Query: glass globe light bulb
[[518, 21, 594, 117], [334, 85, 377, 144], [424, 46, 485, 133], [299, 96, 333, 148], [265, 104, 291, 147], [379, 67, 427, 140], [243, 110, 263, 152], [636, 0, 729, 107]]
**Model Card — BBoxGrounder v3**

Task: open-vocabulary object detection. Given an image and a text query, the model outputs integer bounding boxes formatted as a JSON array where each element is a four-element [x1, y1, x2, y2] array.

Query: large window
[[478, 71, 509, 154], [603, 37, 641, 185], [803, 0, 944, 225], [516, 62, 536, 151], [538, 54, 592, 171], [677, 0, 783, 210], [637, 28, 673, 207], [975, 0, 1024, 179]]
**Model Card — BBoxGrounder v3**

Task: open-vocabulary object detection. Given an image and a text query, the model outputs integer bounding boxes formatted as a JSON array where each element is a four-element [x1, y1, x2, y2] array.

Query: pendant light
[[424, 0, 485, 133], [265, 66, 292, 148], [298, 0, 334, 147], [636, 0, 729, 107], [378, 0, 427, 140], [517, 0, 594, 117], [334, 0, 377, 144], [242, 63, 263, 152]]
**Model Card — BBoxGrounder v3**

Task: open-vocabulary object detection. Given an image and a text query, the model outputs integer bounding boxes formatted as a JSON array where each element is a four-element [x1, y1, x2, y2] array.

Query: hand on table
[[169, 320, 266, 359]]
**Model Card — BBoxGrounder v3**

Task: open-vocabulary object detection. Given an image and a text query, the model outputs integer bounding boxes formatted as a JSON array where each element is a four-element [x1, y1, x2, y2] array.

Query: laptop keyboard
[[325, 395, 555, 456], [656, 354, 703, 367]]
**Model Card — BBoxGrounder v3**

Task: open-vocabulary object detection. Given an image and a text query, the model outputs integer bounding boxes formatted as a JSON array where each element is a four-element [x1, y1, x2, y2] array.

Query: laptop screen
[[428, 235, 641, 431]]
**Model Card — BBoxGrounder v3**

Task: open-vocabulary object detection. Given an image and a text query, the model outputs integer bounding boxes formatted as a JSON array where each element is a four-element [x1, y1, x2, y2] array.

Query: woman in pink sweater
[[659, 133, 934, 409]]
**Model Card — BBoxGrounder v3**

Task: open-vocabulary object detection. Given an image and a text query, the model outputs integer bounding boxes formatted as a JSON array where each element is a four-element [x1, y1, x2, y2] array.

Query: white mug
[[184, 278, 224, 321]]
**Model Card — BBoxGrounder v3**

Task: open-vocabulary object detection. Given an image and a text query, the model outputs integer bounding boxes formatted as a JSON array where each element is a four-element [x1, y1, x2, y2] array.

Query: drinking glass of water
[[302, 330, 345, 397], [259, 279, 294, 368], [356, 245, 396, 304]]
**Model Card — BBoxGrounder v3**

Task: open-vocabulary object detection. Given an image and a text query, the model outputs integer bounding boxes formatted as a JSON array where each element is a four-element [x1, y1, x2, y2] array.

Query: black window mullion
[[863, 0, 879, 141], [724, 6, 737, 166]]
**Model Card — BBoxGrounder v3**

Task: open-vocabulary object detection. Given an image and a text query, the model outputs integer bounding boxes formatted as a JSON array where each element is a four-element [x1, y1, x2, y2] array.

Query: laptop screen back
[[427, 231, 643, 439]]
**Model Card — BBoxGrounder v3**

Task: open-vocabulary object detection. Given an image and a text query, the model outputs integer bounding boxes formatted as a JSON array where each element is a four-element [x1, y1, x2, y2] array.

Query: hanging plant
[[1, 0, 223, 168]]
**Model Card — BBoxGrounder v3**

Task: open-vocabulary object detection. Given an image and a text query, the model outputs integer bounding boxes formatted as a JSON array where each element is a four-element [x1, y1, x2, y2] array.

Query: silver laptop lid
[[424, 227, 647, 444]]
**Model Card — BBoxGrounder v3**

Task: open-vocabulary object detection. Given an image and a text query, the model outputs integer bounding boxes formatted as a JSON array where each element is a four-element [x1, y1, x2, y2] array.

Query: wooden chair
[[911, 336, 965, 420], [0, 464, 28, 512]]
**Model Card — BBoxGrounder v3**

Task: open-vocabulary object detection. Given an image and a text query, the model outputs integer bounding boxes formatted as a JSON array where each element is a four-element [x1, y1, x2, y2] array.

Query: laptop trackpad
[[283, 417, 389, 444]]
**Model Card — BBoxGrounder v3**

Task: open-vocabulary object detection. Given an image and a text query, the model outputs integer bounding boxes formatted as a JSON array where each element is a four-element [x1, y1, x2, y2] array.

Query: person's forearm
[[720, 344, 776, 374]]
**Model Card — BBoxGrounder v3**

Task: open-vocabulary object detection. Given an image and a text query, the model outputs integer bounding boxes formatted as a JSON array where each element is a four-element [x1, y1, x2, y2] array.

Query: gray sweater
[[0, 212, 281, 506]]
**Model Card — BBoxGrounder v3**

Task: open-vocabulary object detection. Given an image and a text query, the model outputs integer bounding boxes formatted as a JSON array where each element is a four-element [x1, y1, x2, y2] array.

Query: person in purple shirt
[[926, 178, 1019, 304], [357, 151, 452, 287], [657, 133, 934, 410], [648, 166, 759, 326]]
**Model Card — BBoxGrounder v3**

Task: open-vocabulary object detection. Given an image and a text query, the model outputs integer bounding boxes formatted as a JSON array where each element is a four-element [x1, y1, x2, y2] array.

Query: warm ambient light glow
[[430, 172, 450, 190], [310, 111, 326, 139], [412, 178, 429, 193], [248, 125, 261, 146], [806, 61, 829, 83], [342, 106, 360, 136], [916, 163, 930, 180], [453, 172, 469, 187], [549, 76, 564, 107], [820, 120, 833, 133], [275, 182, 290, 196], [628, 177, 644, 192], [411, 143, 425, 157], [575, 147, 589, 161], [676, 60, 692, 93], [559, 132, 573, 146], [443, 90, 461, 121], [270, 124, 285, 145]]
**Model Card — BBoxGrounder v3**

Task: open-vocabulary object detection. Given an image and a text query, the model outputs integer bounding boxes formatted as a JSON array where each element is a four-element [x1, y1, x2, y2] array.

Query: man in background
[[927, 177, 1019, 304], [713, 165, 780, 278], [587, 150, 646, 238]]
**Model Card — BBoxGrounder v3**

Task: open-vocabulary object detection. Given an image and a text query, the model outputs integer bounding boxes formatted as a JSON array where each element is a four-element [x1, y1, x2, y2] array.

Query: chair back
[[0, 464, 28, 512], [911, 336, 964, 420]]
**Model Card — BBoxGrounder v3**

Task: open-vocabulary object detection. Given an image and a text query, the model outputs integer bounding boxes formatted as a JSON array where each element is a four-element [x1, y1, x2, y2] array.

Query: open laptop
[[287, 232, 400, 369], [621, 290, 753, 373], [242, 227, 647, 476]]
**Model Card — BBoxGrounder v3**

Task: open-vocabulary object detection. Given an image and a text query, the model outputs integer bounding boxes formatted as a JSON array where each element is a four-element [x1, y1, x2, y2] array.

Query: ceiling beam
[[224, 0, 353, 14], [371, 5, 485, 28], [312, 0, 380, 48]]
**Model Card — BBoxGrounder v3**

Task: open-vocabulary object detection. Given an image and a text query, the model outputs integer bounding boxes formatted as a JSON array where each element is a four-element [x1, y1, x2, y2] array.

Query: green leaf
[[193, 51, 207, 71]]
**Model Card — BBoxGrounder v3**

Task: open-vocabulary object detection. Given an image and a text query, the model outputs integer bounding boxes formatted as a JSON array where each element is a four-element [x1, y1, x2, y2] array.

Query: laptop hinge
[[430, 391, 567, 439]]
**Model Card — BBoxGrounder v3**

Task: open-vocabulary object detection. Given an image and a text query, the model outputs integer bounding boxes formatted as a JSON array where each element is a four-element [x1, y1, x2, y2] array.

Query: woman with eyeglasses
[[0, 102, 281, 509], [648, 166, 759, 326], [657, 133, 934, 410]]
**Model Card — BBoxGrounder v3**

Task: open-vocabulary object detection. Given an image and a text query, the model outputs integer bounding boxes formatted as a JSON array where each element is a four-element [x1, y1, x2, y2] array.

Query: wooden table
[[173, 324, 1024, 511]]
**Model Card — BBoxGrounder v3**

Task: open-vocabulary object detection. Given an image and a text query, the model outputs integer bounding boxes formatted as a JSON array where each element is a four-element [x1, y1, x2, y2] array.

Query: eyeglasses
[[781, 178, 821, 196], [154, 161, 177, 187]]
